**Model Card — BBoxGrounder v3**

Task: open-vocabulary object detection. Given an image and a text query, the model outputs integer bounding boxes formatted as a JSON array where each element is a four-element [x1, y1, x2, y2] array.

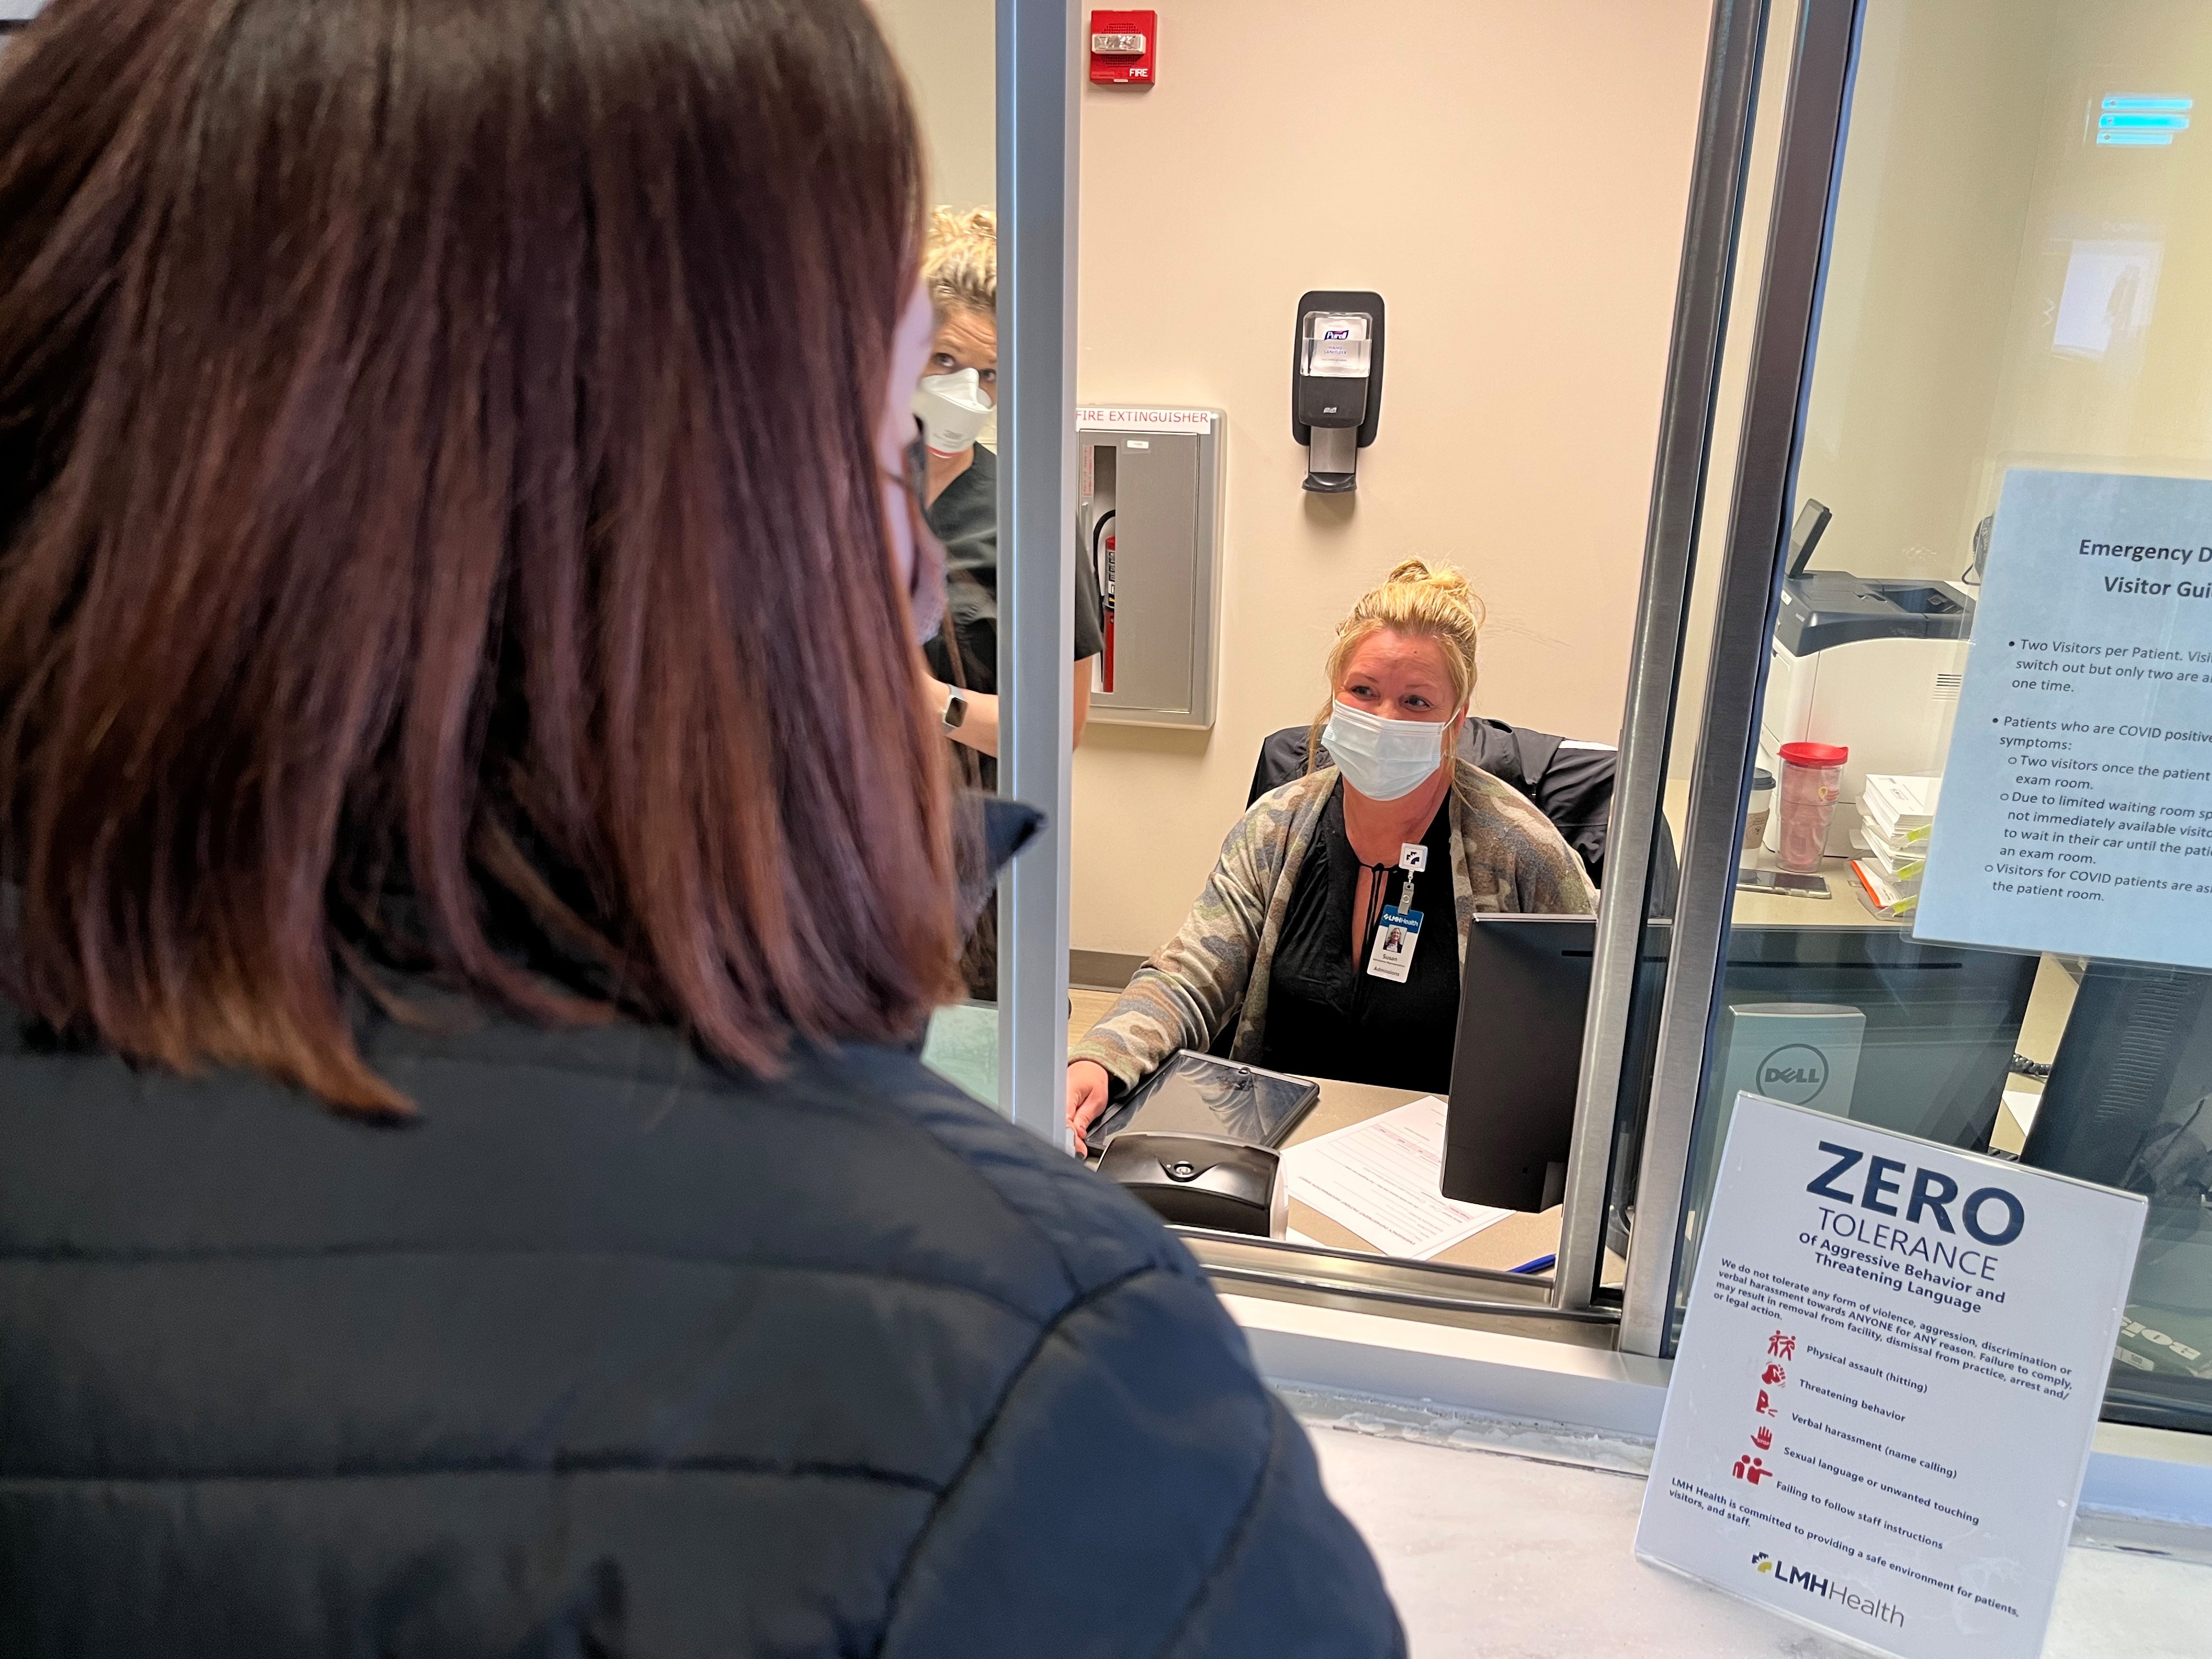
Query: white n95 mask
[[913, 368, 992, 455], [1322, 702, 1448, 802]]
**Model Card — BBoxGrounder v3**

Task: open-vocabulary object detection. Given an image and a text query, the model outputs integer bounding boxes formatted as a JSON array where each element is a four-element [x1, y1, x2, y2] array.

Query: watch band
[[940, 687, 969, 732]]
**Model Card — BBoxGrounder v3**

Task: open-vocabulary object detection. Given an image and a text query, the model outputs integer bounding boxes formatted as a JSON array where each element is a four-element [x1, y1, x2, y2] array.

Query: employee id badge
[[1365, 905, 1423, 983]]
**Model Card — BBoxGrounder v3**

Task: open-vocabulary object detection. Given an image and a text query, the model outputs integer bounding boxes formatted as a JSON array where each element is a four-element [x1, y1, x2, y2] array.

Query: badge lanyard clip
[[1367, 842, 1429, 985], [1398, 842, 1426, 915]]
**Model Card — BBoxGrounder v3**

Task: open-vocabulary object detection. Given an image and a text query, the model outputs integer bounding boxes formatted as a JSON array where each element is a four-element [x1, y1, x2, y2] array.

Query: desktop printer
[[1757, 501, 1974, 857]]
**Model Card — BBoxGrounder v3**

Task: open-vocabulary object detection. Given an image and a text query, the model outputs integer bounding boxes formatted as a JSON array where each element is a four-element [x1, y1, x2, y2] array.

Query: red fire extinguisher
[[1091, 508, 1118, 692]]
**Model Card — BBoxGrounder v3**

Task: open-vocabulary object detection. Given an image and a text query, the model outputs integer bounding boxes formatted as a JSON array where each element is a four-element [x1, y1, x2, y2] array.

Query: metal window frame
[[1618, 0, 1866, 1357], [996, 0, 1081, 1142], [1553, 0, 1770, 1314]]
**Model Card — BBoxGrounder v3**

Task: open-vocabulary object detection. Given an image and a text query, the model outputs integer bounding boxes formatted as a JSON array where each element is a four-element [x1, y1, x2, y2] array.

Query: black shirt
[[1259, 782, 1462, 1094], [918, 442, 1107, 699]]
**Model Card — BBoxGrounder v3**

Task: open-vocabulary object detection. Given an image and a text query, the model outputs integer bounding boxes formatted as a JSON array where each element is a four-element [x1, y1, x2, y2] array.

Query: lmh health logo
[[1750, 1553, 1906, 1631]]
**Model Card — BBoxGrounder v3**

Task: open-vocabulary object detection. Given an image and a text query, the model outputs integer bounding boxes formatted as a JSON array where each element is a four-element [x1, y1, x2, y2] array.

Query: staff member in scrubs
[[912, 207, 1104, 778], [1066, 560, 1595, 1150]]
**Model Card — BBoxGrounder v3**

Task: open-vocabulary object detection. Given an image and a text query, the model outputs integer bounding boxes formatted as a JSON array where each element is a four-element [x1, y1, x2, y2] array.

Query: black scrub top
[[917, 441, 1106, 701], [1259, 782, 1462, 1094]]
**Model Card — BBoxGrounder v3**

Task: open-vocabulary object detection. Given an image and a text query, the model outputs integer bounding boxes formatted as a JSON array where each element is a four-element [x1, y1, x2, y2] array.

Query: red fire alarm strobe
[[1090, 9, 1156, 86]]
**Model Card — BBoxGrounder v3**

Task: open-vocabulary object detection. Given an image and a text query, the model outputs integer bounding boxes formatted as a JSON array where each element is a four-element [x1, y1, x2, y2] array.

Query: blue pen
[[1509, 1253, 1557, 1274]]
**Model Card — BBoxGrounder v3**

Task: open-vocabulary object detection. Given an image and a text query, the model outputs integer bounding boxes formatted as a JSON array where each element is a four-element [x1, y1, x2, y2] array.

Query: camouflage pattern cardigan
[[1071, 760, 1598, 1094]]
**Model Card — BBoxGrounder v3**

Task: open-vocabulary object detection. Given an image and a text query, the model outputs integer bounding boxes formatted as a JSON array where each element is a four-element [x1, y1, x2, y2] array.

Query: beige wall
[[872, 0, 995, 211], [1667, 0, 1799, 779], [1791, 0, 2053, 584], [1071, 0, 1712, 956], [1667, 0, 2212, 786], [1978, 0, 2212, 485], [1735, 0, 2212, 589]]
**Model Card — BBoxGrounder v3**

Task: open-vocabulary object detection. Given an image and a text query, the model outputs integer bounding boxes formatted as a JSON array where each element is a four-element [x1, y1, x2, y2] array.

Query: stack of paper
[[1278, 1096, 1511, 1261], [1850, 856, 1920, 918], [1858, 817, 1928, 876], [1859, 816, 1928, 884], [1850, 773, 1939, 913], [1861, 772, 1941, 844]]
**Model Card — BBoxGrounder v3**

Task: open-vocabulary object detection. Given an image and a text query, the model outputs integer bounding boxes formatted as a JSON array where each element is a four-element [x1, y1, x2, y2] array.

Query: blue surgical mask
[[1322, 701, 1447, 801]]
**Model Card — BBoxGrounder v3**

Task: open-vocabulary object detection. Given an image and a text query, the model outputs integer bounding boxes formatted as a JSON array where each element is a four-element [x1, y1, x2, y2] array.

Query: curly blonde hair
[[922, 205, 996, 319], [1307, 559, 1487, 770]]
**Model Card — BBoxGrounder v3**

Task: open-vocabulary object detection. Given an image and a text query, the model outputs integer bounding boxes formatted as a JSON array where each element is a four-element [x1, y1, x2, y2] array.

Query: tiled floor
[[1307, 1421, 2212, 1658]]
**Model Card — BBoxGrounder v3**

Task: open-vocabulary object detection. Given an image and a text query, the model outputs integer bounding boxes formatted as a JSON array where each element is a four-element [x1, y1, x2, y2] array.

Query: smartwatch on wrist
[[939, 687, 969, 733]]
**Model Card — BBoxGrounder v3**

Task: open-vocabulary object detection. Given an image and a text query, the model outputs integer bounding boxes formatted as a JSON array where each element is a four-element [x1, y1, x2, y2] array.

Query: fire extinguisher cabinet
[[1075, 405, 1224, 729]]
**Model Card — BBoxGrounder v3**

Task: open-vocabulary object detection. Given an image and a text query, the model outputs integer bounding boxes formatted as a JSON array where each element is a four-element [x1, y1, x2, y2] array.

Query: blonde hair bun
[[1380, 558, 1482, 620], [923, 206, 997, 318]]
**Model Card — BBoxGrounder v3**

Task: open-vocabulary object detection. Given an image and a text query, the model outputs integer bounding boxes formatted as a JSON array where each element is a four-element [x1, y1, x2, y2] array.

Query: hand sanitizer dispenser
[[1292, 290, 1384, 493]]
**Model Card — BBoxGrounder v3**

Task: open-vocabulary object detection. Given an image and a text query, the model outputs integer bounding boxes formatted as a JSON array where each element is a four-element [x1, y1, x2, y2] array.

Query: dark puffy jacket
[[0, 992, 1402, 1658]]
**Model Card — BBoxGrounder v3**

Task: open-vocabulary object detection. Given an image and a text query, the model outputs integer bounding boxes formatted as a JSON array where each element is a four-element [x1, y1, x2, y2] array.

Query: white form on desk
[[1279, 1096, 1512, 1260]]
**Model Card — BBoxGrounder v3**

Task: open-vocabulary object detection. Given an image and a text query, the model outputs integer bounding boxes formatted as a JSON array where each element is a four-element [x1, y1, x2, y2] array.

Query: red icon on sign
[[1769, 1331, 1796, 1360], [1754, 1390, 1778, 1417], [1760, 1363, 1787, 1386], [1751, 1426, 1774, 1451], [1733, 1455, 1772, 1485]]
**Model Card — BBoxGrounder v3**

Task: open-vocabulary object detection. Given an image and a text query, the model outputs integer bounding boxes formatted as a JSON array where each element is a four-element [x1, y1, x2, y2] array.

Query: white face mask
[[912, 368, 992, 455], [1322, 701, 1448, 802]]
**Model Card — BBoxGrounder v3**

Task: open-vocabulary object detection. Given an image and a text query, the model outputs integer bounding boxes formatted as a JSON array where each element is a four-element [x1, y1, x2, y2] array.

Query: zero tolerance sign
[[1637, 1094, 2143, 1658]]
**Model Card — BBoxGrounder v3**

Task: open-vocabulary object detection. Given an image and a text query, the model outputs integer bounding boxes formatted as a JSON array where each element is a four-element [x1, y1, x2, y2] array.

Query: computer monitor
[[2025, 962, 2212, 1414], [1714, 926, 2036, 1146], [1441, 916, 1671, 1213], [1442, 920, 2034, 1218], [1678, 927, 2036, 1267], [2025, 962, 2212, 1188]]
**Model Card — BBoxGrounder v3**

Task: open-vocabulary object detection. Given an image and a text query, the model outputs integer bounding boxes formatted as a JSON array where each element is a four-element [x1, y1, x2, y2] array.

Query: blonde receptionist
[[1066, 561, 1596, 1152]]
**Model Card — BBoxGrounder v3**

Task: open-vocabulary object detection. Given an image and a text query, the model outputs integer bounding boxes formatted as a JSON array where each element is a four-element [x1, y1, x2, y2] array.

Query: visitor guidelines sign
[[1635, 1094, 2145, 1658], [1917, 469, 2212, 970]]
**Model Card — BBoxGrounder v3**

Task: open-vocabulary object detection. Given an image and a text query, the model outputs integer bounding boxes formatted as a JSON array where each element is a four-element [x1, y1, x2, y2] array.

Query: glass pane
[[875, 0, 1005, 1048], [1062, 6, 1720, 1281], [1668, 0, 2212, 1431], [1599, 0, 1807, 1295]]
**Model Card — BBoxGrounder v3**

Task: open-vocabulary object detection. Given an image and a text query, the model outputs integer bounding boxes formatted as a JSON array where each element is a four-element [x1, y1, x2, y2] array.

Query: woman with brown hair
[[0, 2, 1401, 1654]]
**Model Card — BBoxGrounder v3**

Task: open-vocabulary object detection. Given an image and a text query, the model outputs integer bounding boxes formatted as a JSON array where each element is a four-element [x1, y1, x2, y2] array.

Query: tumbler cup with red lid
[[1774, 741, 1847, 873]]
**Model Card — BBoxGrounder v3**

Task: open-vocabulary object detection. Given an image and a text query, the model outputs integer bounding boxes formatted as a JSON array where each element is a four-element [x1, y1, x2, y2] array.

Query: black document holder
[[1090, 1050, 1321, 1150]]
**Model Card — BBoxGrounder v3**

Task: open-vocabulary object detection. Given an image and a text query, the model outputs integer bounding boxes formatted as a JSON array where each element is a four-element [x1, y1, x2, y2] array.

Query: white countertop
[[1305, 1415, 2212, 1657]]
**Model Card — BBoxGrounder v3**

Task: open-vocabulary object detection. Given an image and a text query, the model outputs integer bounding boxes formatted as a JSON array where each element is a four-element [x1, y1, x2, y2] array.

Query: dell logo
[[1757, 1043, 1829, 1104]]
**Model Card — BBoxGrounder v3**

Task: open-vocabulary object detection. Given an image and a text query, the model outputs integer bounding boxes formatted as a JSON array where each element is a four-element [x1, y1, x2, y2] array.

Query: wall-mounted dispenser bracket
[[1291, 289, 1385, 492]]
